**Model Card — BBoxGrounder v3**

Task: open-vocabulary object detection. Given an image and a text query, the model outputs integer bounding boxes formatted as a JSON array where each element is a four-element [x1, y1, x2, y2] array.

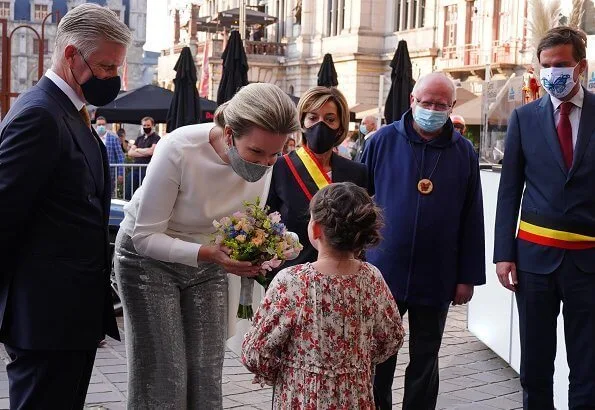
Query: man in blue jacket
[[363, 72, 486, 409], [95, 115, 125, 196], [495, 26, 595, 409]]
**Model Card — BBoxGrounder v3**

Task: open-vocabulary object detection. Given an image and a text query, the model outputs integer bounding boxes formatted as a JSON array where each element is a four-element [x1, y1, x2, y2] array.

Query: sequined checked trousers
[[114, 231, 228, 409]]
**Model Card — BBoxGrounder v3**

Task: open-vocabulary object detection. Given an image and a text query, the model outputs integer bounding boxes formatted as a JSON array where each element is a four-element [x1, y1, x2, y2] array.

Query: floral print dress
[[241, 262, 405, 409]]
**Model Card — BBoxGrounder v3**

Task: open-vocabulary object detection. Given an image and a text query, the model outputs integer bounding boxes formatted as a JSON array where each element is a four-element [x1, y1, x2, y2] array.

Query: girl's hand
[[198, 245, 260, 277]]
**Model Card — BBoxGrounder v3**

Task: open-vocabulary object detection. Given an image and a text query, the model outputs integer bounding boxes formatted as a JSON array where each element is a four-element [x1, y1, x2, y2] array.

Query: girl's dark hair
[[310, 182, 383, 253]]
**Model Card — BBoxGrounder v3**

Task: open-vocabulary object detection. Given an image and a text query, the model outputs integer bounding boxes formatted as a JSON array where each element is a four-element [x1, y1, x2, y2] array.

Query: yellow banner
[[295, 147, 330, 189]]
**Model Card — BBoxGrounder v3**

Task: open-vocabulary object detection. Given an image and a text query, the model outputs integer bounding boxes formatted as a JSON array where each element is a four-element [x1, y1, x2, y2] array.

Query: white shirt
[[120, 123, 273, 268], [45, 69, 85, 111], [551, 86, 584, 149]]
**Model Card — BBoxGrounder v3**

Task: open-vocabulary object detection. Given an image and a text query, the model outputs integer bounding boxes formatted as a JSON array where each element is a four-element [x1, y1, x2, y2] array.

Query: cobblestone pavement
[[0, 305, 523, 409]]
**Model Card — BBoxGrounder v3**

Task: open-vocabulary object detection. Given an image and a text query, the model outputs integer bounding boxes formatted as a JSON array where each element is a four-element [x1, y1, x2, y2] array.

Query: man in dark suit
[[0, 4, 131, 408], [495, 26, 595, 409]]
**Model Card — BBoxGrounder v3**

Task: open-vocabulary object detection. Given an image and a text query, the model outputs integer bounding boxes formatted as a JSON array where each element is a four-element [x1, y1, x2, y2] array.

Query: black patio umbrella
[[317, 53, 338, 87], [384, 40, 415, 123], [166, 47, 201, 132], [93, 84, 216, 124], [217, 30, 249, 105]]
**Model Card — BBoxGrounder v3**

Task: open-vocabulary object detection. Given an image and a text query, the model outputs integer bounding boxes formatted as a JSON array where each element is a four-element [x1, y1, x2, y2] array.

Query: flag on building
[[122, 60, 128, 91], [199, 39, 210, 98]]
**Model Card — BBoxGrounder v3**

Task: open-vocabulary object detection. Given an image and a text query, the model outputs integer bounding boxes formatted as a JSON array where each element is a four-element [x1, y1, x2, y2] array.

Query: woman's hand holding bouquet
[[212, 198, 303, 318], [198, 245, 261, 277]]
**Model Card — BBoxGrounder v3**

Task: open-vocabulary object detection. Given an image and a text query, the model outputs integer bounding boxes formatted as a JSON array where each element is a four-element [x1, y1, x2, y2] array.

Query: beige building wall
[[159, 0, 441, 111], [160, 0, 595, 114]]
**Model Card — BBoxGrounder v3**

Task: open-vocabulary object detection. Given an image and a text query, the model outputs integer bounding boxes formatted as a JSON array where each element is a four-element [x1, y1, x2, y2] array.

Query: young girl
[[242, 182, 404, 409]]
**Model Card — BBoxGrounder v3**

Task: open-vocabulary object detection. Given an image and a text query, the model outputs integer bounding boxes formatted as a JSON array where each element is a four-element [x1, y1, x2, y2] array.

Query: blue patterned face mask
[[540, 65, 578, 99], [412, 106, 450, 133]]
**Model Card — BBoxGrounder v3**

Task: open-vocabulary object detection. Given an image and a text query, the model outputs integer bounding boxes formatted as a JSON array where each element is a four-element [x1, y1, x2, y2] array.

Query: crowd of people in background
[[93, 115, 161, 199], [93, 91, 475, 203]]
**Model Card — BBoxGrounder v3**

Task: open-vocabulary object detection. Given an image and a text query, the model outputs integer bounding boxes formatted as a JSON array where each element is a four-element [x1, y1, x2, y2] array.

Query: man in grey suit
[[0, 4, 130, 408]]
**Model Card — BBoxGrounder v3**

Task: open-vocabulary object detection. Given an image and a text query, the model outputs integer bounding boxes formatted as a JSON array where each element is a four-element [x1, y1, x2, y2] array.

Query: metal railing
[[244, 40, 286, 56], [109, 164, 148, 200], [166, 39, 287, 58], [440, 39, 528, 69], [441, 44, 482, 67]]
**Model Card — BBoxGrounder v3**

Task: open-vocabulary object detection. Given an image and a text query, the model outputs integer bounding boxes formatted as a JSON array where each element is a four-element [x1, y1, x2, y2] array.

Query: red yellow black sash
[[283, 147, 331, 200], [517, 211, 595, 250]]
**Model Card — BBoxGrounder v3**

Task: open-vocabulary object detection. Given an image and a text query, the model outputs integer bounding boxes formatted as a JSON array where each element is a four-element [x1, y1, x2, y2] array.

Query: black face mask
[[71, 50, 121, 106], [143, 127, 152, 135], [303, 121, 339, 154]]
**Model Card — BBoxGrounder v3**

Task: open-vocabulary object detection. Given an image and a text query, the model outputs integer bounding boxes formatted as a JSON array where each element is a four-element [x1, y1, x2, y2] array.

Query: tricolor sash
[[517, 211, 595, 250], [284, 147, 331, 200]]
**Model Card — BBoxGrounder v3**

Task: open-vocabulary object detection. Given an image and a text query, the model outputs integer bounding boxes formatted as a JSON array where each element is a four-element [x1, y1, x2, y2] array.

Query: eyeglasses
[[414, 98, 452, 112]]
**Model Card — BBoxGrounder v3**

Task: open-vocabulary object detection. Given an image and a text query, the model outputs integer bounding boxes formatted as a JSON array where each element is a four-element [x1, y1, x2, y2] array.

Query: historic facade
[[158, 0, 594, 117], [1, 0, 149, 107]]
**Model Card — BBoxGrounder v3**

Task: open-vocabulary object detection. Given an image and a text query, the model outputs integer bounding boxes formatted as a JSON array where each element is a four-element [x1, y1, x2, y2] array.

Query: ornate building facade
[[1, 0, 149, 108], [158, 0, 594, 117]]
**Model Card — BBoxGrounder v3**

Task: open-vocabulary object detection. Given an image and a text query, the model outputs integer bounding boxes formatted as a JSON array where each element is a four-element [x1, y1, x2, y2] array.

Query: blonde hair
[[52, 3, 132, 67], [214, 83, 300, 137], [297, 86, 350, 146]]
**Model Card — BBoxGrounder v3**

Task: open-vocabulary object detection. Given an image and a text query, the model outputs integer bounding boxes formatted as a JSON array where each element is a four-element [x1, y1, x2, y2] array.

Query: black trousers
[[5, 345, 96, 410], [373, 301, 449, 410], [516, 255, 595, 410]]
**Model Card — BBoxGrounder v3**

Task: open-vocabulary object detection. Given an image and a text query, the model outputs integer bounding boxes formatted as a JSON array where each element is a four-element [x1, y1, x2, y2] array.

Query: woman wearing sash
[[267, 86, 369, 269]]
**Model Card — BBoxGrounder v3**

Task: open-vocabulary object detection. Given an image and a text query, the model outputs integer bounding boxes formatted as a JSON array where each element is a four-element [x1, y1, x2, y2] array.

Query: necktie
[[79, 106, 91, 129], [557, 101, 573, 170]]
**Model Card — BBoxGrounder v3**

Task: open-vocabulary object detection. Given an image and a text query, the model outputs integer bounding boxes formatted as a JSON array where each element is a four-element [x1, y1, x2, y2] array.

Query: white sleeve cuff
[[168, 238, 201, 268]]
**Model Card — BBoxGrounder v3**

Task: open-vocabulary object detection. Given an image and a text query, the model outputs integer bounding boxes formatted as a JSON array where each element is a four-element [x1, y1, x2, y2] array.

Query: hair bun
[[310, 182, 383, 253]]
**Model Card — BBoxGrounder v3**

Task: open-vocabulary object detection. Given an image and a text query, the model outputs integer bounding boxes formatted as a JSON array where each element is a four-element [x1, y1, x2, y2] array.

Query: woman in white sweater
[[114, 83, 300, 409]]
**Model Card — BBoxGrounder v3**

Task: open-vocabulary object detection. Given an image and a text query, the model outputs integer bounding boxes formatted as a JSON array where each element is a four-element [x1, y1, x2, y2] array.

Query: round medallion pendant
[[417, 178, 434, 195]]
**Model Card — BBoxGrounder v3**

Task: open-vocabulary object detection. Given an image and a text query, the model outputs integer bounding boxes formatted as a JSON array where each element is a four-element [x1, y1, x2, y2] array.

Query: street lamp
[[0, 11, 59, 118], [40, 11, 60, 76]]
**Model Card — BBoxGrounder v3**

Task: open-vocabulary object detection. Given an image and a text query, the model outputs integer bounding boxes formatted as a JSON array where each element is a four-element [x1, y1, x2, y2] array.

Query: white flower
[[269, 212, 282, 224]]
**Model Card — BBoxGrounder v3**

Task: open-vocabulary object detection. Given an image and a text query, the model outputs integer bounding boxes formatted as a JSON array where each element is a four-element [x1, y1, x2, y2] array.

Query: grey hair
[[52, 3, 132, 67], [412, 72, 456, 103], [214, 83, 300, 138]]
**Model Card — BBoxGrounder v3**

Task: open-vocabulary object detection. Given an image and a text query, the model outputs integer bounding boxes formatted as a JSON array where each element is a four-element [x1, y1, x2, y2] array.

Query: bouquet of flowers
[[212, 198, 303, 319]]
